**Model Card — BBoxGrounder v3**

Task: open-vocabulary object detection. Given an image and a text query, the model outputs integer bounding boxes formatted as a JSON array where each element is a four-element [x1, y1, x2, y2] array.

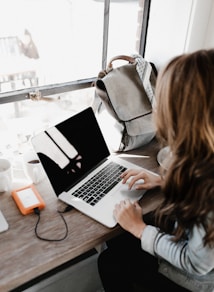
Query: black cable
[[58, 205, 74, 214], [34, 205, 73, 242]]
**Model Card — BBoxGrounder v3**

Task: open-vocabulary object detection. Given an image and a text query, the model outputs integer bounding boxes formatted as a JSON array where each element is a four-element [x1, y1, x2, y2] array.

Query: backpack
[[94, 54, 157, 152]]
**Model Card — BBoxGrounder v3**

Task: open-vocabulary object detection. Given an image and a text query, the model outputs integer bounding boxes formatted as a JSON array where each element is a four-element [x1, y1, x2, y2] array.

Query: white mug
[[23, 150, 46, 184], [0, 158, 13, 192], [157, 146, 172, 170]]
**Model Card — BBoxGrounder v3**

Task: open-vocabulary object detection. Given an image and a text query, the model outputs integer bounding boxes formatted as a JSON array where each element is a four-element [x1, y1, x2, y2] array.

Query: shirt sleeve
[[141, 224, 214, 275]]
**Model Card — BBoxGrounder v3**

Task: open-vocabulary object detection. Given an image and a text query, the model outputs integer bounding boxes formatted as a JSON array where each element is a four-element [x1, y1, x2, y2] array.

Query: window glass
[[107, 0, 140, 59], [0, 0, 145, 170], [0, 87, 95, 163], [0, 0, 141, 94]]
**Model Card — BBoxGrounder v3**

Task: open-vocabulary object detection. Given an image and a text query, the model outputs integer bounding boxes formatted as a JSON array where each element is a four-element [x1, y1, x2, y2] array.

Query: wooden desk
[[0, 138, 162, 291]]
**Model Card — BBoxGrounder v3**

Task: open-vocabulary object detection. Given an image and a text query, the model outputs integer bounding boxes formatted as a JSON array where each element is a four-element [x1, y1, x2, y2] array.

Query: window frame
[[0, 0, 151, 105]]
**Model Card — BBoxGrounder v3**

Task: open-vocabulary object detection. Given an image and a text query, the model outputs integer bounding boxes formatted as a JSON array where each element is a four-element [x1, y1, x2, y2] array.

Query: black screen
[[31, 107, 110, 195]]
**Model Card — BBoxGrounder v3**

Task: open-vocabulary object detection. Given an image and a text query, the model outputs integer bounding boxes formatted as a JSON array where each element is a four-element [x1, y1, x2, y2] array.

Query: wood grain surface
[[0, 138, 163, 291]]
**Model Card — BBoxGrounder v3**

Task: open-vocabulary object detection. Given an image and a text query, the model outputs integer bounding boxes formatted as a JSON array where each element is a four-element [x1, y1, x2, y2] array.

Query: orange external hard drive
[[11, 184, 45, 215]]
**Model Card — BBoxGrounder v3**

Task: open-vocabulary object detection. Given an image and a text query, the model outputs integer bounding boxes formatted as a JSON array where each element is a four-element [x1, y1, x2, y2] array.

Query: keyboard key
[[72, 161, 126, 206]]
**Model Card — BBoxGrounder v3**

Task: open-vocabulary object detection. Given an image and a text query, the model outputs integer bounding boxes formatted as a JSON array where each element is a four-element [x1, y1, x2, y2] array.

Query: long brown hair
[[154, 49, 214, 246]]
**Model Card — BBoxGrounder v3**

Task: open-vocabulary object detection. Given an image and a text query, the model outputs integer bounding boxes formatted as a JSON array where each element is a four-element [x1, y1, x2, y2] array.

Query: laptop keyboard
[[72, 161, 127, 206]]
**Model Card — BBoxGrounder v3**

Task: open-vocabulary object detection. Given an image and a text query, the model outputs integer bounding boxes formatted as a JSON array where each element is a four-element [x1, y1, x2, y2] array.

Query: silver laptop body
[[31, 107, 145, 228]]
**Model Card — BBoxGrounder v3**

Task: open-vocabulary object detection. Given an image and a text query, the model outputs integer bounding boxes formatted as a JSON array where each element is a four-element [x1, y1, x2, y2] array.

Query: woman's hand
[[120, 168, 162, 190], [113, 199, 146, 239]]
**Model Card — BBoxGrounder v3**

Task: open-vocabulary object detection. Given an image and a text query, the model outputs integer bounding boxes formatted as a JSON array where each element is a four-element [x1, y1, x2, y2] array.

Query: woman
[[97, 49, 214, 291]]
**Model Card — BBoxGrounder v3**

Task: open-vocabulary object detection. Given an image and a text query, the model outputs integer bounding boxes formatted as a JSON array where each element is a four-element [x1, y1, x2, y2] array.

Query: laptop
[[31, 107, 146, 228]]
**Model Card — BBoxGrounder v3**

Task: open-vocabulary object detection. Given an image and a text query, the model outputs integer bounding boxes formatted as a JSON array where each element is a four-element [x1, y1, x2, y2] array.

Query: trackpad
[[117, 182, 145, 202]]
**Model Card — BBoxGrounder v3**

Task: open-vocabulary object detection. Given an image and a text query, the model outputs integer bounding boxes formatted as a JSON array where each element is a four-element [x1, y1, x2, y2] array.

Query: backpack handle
[[107, 55, 136, 70], [98, 55, 136, 78]]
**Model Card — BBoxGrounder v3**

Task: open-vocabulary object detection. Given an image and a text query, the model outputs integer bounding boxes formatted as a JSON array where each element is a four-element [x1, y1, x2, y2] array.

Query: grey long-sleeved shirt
[[141, 222, 214, 291]]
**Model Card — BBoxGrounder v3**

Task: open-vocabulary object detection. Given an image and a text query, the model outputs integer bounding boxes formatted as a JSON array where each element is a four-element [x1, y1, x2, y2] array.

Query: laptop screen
[[31, 107, 110, 196]]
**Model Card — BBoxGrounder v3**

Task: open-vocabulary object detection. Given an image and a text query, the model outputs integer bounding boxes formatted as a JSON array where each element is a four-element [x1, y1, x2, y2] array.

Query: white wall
[[145, 0, 214, 69], [184, 0, 214, 52], [204, 0, 214, 49]]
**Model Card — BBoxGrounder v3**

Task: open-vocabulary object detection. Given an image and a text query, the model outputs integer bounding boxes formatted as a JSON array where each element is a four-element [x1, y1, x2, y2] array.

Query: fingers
[[113, 200, 146, 237], [120, 169, 141, 184], [121, 169, 146, 190], [114, 199, 130, 214], [120, 169, 139, 181], [114, 199, 131, 210], [120, 168, 162, 190], [128, 175, 145, 190], [133, 201, 142, 211], [114, 199, 140, 212], [113, 199, 141, 222]]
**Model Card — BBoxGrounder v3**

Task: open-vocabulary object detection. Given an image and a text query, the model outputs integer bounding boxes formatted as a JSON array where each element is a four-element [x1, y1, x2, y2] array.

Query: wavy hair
[[154, 49, 214, 246]]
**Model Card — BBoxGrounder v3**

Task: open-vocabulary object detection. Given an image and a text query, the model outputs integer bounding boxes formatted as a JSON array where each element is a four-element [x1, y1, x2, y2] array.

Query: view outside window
[[0, 0, 141, 94], [0, 0, 144, 169]]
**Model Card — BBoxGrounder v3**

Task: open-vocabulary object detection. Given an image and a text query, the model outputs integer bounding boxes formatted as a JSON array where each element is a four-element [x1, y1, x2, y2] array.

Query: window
[[0, 0, 150, 161], [0, 0, 150, 101]]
